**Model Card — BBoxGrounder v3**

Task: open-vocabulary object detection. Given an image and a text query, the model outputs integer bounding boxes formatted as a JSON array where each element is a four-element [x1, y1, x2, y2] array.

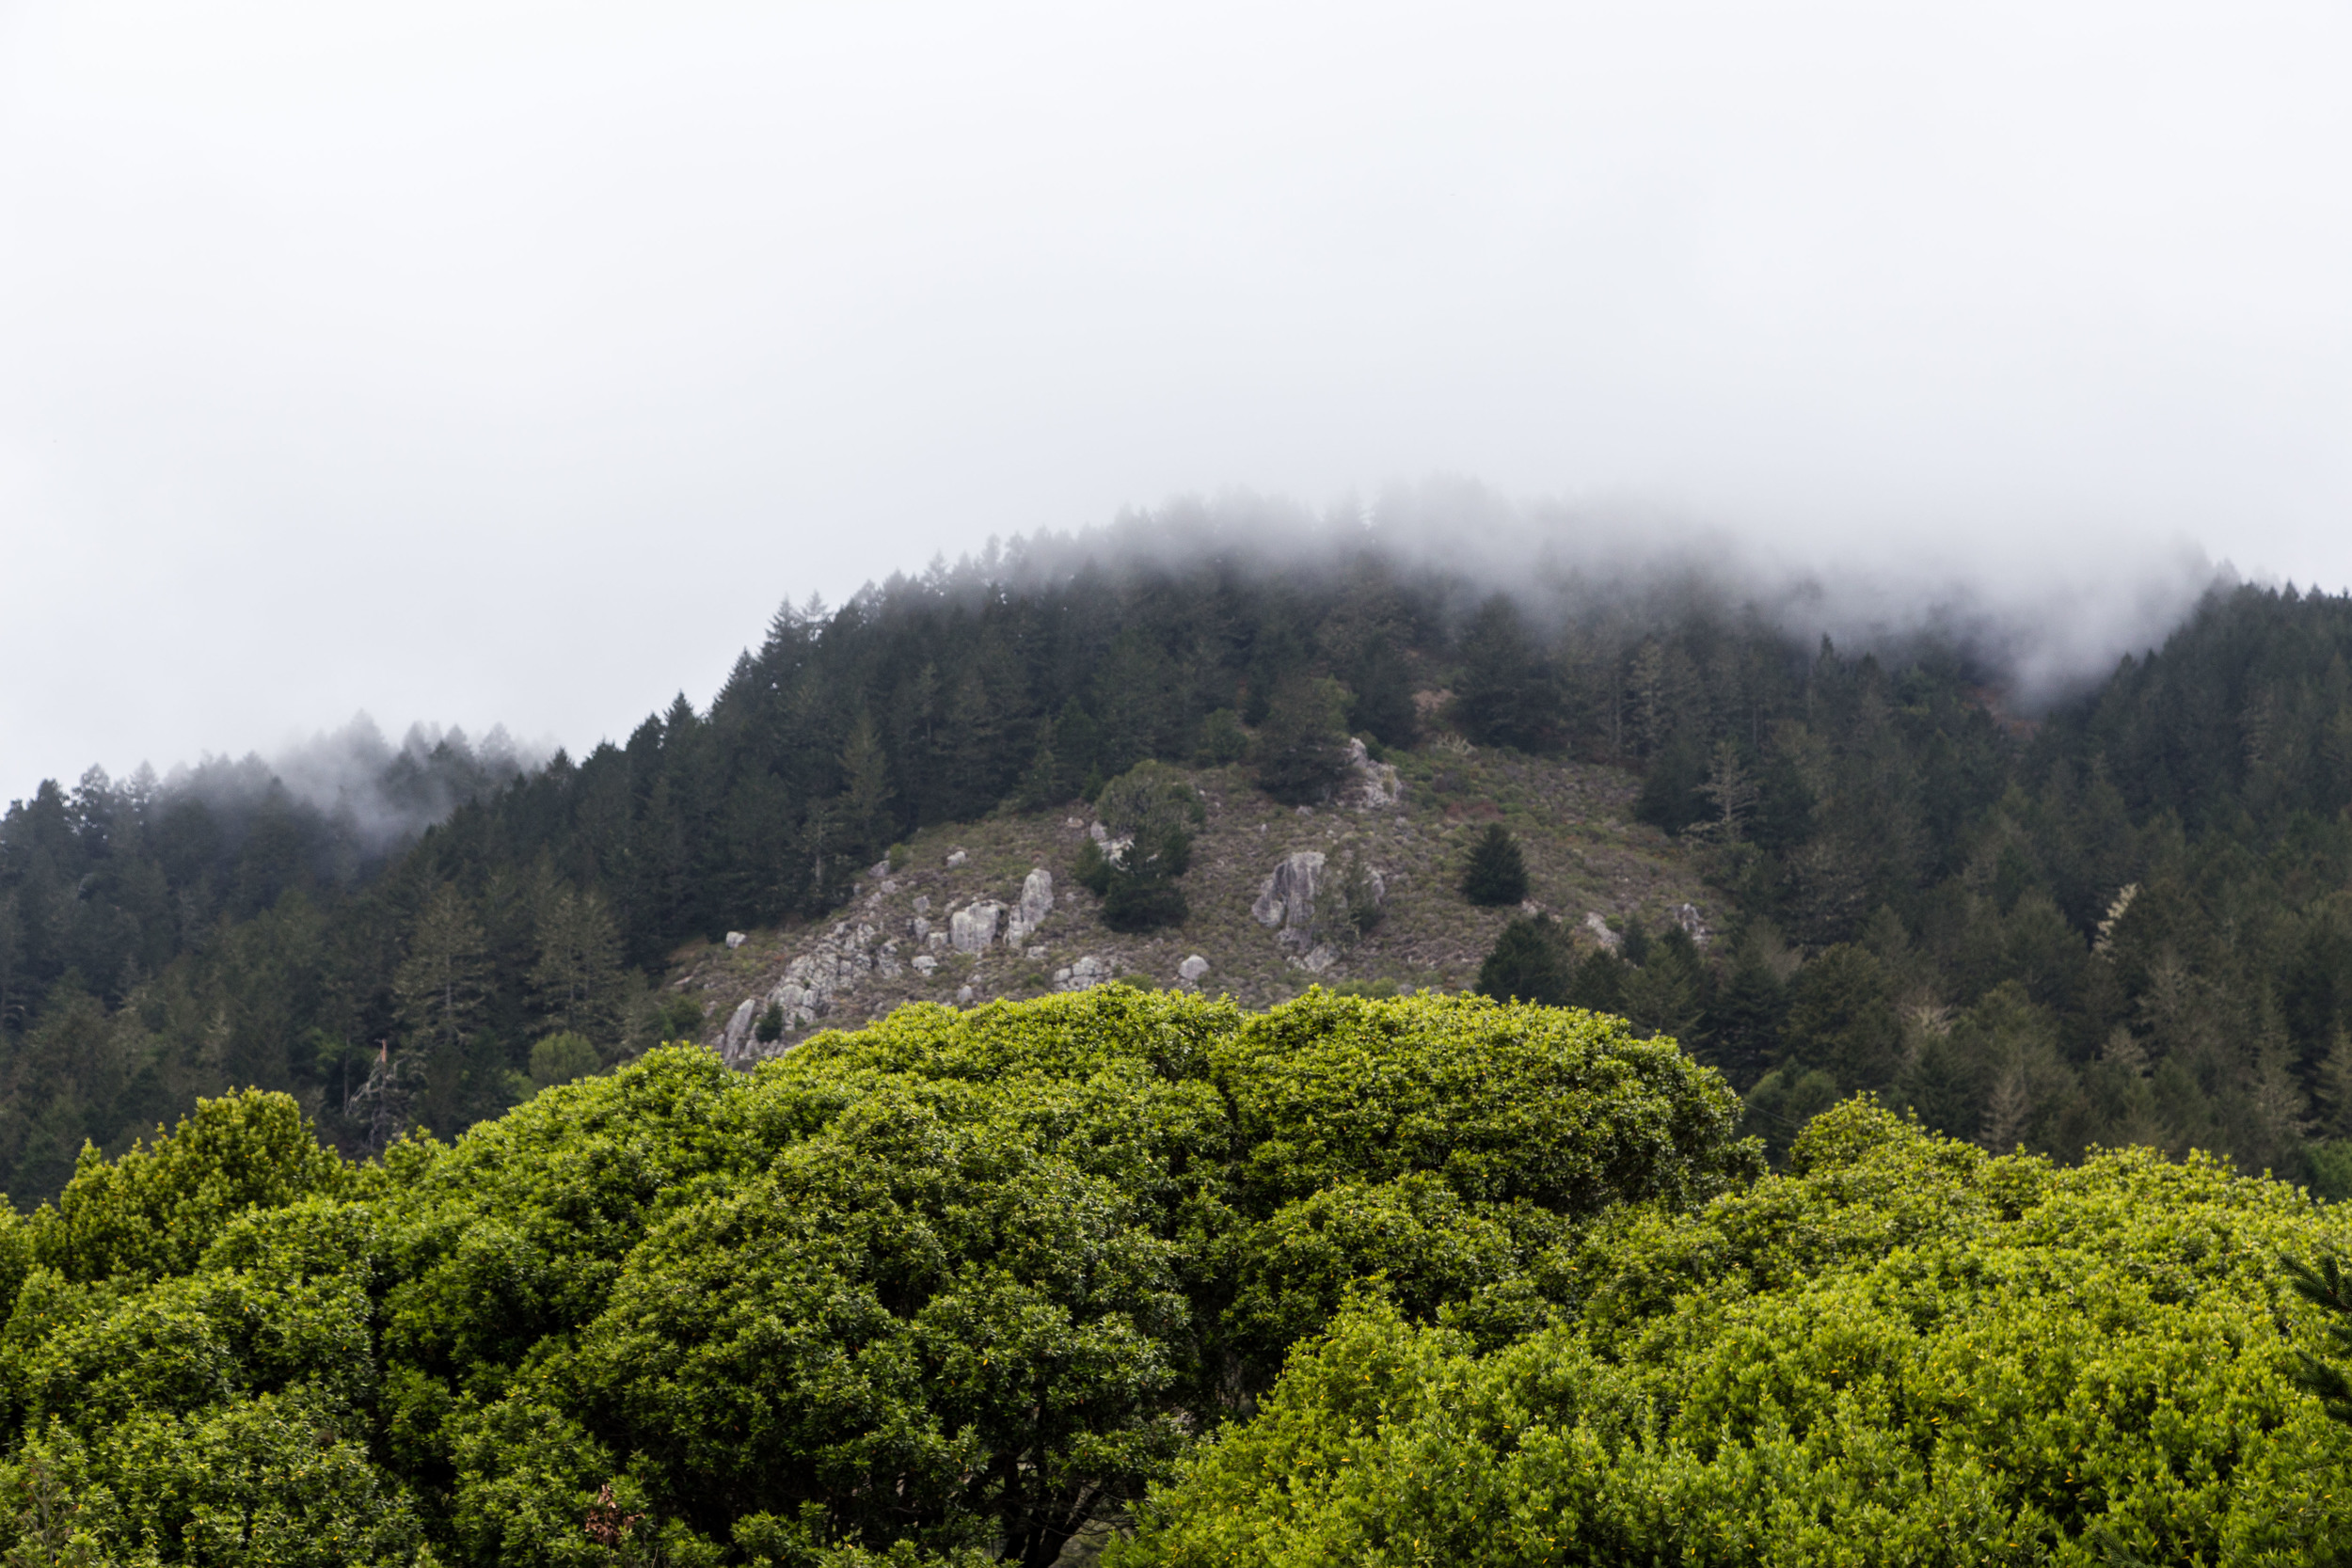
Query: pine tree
[[1254, 677, 1352, 806], [1707, 933, 1787, 1090], [1978, 1063, 2033, 1151], [531, 886, 626, 1045], [1454, 594, 1561, 752], [1459, 826, 1529, 907], [1693, 739, 1759, 841], [835, 713, 896, 870], [395, 886, 489, 1070], [1476, 916, 1569, 1006]]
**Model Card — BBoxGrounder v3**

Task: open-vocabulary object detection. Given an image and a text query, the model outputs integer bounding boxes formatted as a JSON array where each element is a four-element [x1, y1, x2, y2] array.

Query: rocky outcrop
[[723, 920, 898, 1066], [1344, 737, 1403, 809], [1583, 911, 1620, 950], [1252, 851, 1326, 931], [1007, 868, 1054, 945], [951, 901, 1005, 955], [1055, 954, 1117, 990], [1177, 954, 1210, 985]]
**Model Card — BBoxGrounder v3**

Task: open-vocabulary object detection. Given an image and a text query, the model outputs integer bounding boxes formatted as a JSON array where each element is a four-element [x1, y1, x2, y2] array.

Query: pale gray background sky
[[3, 1, 2347, 789]]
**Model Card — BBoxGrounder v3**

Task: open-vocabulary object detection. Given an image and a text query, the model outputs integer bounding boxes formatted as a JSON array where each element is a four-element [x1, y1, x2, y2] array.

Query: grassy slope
[[671, 744, 1719, 1051]]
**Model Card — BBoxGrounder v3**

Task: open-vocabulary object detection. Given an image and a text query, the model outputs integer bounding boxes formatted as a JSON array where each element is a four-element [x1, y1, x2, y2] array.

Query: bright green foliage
[[31, 1090, 351, 1283], [1115, 1101, 2352, 1568], [0, 990, 1756, 1568], [1217, 990, 1756, 1215], [0, 1193, 421, 1565]]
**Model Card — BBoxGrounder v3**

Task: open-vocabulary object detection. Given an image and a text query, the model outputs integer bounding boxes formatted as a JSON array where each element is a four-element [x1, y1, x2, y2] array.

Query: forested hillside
[[7, 515, 2352, 1196]]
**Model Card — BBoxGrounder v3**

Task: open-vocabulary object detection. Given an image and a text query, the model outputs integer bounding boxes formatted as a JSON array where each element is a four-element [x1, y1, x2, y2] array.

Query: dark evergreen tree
[[1253, 677, 1352, 806], [1706, 932, 1788, 1090], [1476, 916, 1570, 1006], [1781, 943, 1902, 1094], [1459, 826, 1529, 907], [1454, 594, 1562, 752], [1567, 946, 1630, 1016]]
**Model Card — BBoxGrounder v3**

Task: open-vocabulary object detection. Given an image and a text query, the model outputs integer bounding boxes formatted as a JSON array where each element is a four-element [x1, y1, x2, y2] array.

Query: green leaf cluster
[[0, 988, 1752, 1567], [1115, 1100, 2352, 1567]]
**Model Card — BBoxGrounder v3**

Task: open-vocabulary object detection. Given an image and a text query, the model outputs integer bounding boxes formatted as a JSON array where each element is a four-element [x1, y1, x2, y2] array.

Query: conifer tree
[[1459, 825, 1529, 907], [1475, 915, 1569, 1006], [531, 886, 625, 1044], [1253, 676, 1352, 806], [1454, 594, 1562, 752], [394, 886, 489, 1070]]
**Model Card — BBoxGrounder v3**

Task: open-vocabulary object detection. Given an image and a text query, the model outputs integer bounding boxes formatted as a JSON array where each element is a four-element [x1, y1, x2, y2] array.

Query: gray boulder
[[950, 901, 1005, 955], [1007, 867, 1054, 944], [1252, 850, 1327, 930], [721, 998, 757, 1059]]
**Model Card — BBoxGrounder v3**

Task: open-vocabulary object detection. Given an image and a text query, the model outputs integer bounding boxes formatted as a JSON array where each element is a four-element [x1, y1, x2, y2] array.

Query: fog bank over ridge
[[995, 483, 2233, 710], [147, 715, 541, 855]]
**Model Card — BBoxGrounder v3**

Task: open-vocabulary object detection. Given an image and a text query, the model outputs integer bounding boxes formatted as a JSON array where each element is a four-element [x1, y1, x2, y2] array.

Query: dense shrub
[[1114, 1101, 2352, 1568], [0, 990, 1752, 1567]]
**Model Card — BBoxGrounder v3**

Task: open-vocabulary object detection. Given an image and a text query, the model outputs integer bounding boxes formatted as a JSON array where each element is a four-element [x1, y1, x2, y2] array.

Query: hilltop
[[670, 742, 1716, 1059]]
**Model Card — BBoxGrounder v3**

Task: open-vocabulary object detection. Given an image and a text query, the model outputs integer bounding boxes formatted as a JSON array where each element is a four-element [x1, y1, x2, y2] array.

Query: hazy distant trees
[[1454, 594, 1562, 752]]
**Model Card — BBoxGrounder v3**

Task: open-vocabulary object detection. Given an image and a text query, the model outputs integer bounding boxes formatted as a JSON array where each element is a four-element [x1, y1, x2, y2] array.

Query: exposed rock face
[[1177, 954, 1210, 984], [950, 901, 1005, 955], [722, 997, 757, 1054], [1291, 942, 1339, 974], [1054, 954, 1116, 990], [1344, 737, 1403, 809], [724, 931, 747, 950], [1673, 901, 1710, 946], [1007, 868, 1054, 944], [723, 920, 895, 1066], [1252, 851, 1327, 931], [1584, 911, 1621, 950], [946, 848, 968, 868]]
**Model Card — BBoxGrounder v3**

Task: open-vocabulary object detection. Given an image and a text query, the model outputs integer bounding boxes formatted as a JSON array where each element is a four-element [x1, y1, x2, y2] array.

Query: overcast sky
[[3, 0, 2347, 790]]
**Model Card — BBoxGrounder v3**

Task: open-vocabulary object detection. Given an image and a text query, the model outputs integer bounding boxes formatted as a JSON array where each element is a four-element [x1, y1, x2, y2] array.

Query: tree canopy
[[0, 987, 1752, 1566], [1116, 1101, 2352, 1567]]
